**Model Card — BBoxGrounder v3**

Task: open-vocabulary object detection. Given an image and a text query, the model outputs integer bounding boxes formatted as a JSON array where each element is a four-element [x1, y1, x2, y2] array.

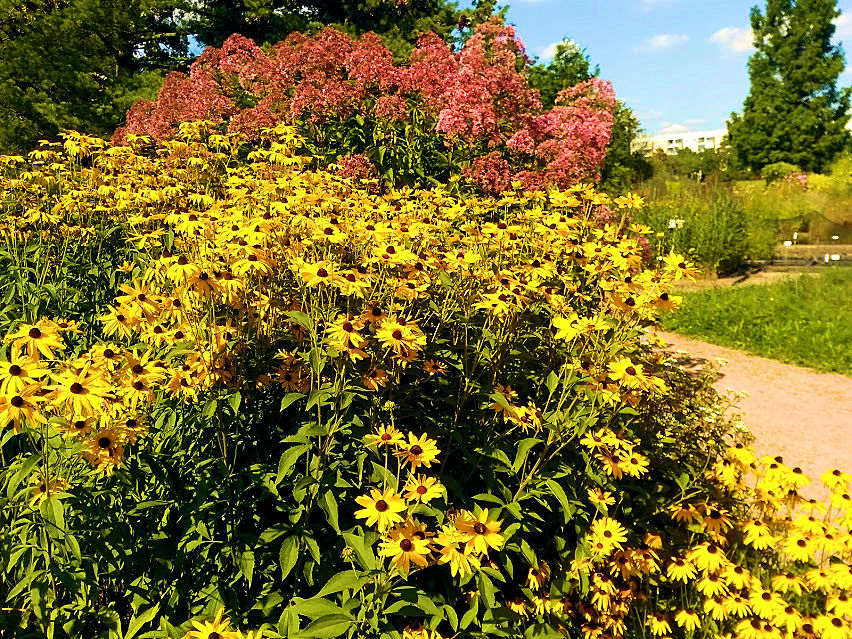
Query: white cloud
[[659, 122, 690, 134], [835, 13, 852, 38], [641, 34, 689, 51], [710, 27, 754, 54], [537, 38, 577, 61]]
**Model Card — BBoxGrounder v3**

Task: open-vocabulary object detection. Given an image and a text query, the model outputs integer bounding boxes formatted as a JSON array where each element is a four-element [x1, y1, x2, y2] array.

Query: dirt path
[[656, 331, 852, 490]]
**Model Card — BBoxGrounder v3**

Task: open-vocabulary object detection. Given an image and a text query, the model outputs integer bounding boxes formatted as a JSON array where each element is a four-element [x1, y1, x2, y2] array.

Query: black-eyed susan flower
[[456, 508, 504, 554], [378, 523, 431, 575], [184, 607, 232, 639], [674, 609, 701, 632], [0, 349, 49, 395], [586, 517, 627, 555], [365, 424, 404, 448], [434, 524, 480, 578], [0, 384, 47, 431], [666, 557, 697, 583], [7, 320, 64, 361], [403, 475, 443, 504], [393, 432, 439, 471], [354, 487, 406, 531]]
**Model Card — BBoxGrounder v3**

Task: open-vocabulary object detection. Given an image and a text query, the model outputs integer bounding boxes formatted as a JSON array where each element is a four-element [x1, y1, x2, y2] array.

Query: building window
[[698, 137, 705, 143], [706, 137, 714, 145], [676, 139, 683, 145], [698, 145, 706, 152]]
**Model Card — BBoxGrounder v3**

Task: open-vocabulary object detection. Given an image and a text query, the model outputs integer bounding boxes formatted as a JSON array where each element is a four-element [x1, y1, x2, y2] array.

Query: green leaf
[[290, 598, 349, 620], [280, 392, 305, 411], [277, 445, 310, 483], [341, 532, 376, 570], [545, 370, 559, 393], [40, 496, 65, 538], [308, 347, 326, 376], [318, 491, 339, 533], [512, 438, 542, 473], [279, 536, 300, 580], [123, 603, 159, 639], [238, 550, 255, 587], [544, 479, 575, 523], [286, 311, 314, 332], [299, 614, 354, 639], [228, 391, 241, 413], [315, 571, 368, 598]]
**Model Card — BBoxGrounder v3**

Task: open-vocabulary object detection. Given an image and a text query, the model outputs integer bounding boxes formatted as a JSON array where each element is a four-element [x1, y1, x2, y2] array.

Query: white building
[[633, 128, 727, 155]]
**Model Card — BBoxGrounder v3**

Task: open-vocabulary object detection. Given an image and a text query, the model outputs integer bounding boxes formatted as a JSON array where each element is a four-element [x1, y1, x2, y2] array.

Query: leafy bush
[[113, 22, 617, 193], [634, 188, 777, 275], [0, 127, 850, 639], [759, 162, 802, 185]]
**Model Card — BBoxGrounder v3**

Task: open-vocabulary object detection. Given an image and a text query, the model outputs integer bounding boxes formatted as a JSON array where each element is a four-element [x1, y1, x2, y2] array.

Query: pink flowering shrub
[[114, 20, 617, 193]]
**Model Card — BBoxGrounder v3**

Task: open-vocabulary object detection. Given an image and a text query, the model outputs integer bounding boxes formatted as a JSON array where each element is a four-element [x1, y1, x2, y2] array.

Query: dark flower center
[[399, 539, 413, 552], [98, 437, 111, 448], [177, 256, 188, 265], [410, 445, 423, 456], [473, 523, 487, 535], [10, 396, 24, 407], [28, 327, 42, 339], [317, 268, 328, 278], [375, 500, 388, 512], [70, 382, 84, 394], [392, 329, 403, 340], [8, 364, 22, 376], [416, 485, 427, 494]]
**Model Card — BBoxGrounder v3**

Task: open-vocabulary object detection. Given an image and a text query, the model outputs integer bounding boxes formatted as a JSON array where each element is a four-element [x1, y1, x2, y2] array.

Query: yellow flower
[[586, 517, 627, 556], [6, 320, 64, 361], [674, 609, 701, 632], [354, 487, 406, 531], [666, 557, 697, 583], [403, 475, 443, 504], [456, 508, 504, 554], [183, 607, 232, 639], [28, 475, 71, 508], [434, 524, 480, 577], [393, 432, 440, 471], [0, 349, 50, 395], [647, 613, 671, 636], [365, 424, 405, 448], [378, 523, 431, 575]]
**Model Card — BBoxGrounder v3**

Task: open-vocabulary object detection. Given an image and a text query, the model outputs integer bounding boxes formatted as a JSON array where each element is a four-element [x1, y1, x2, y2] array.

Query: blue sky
[[489, 0, 852, 135]]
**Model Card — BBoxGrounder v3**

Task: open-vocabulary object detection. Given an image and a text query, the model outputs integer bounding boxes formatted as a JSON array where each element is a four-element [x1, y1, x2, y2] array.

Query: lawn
[[660, 267, 852, 374]]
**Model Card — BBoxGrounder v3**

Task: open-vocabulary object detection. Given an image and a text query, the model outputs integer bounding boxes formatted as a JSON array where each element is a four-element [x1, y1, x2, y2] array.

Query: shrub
[[759, 162, 801, 185], [0, 126, 849, 639], [113, 21, 617, 193]]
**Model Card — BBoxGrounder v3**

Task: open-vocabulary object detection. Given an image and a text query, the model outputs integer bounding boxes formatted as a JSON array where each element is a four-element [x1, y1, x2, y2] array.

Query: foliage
[[0, 0, 190, 153], [0, 126, 850, 639], [727, 0, 851, 173], [114, 23, 618, 193], [527, 41, 649, 194], [633, 187, 777, 276], [759, 162, 802, 184], [186, 0, 500, 59], [660, 268, 852, 374]]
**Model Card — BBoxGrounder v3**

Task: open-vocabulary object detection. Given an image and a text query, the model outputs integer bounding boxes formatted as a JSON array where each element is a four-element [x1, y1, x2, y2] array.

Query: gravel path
[[656, 331, 852, 488]]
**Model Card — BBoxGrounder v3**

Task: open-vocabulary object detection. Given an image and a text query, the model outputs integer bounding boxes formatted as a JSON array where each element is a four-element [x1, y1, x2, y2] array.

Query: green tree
[[528, 40, 600, 110], [527, 39, 649, 192], [727, 0, 851, 173], [0, 0, 189, 152], [187, 0, 499, 58]]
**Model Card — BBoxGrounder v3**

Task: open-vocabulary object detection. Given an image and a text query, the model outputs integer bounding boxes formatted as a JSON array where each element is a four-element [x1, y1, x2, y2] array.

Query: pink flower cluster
[[784, 172, 809, 189], [113, 20, 617, 192]]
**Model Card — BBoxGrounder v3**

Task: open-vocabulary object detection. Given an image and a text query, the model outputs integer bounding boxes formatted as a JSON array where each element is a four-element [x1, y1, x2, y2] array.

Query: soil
[[656, 331, 852, 495]]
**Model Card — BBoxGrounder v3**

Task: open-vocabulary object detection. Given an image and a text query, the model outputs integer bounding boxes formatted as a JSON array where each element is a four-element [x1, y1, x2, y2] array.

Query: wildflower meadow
[[0, 21, 850, 639]]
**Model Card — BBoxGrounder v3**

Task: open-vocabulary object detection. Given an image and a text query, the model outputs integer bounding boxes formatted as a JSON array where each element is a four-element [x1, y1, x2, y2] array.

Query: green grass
[[659, 268, 852, 375]]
